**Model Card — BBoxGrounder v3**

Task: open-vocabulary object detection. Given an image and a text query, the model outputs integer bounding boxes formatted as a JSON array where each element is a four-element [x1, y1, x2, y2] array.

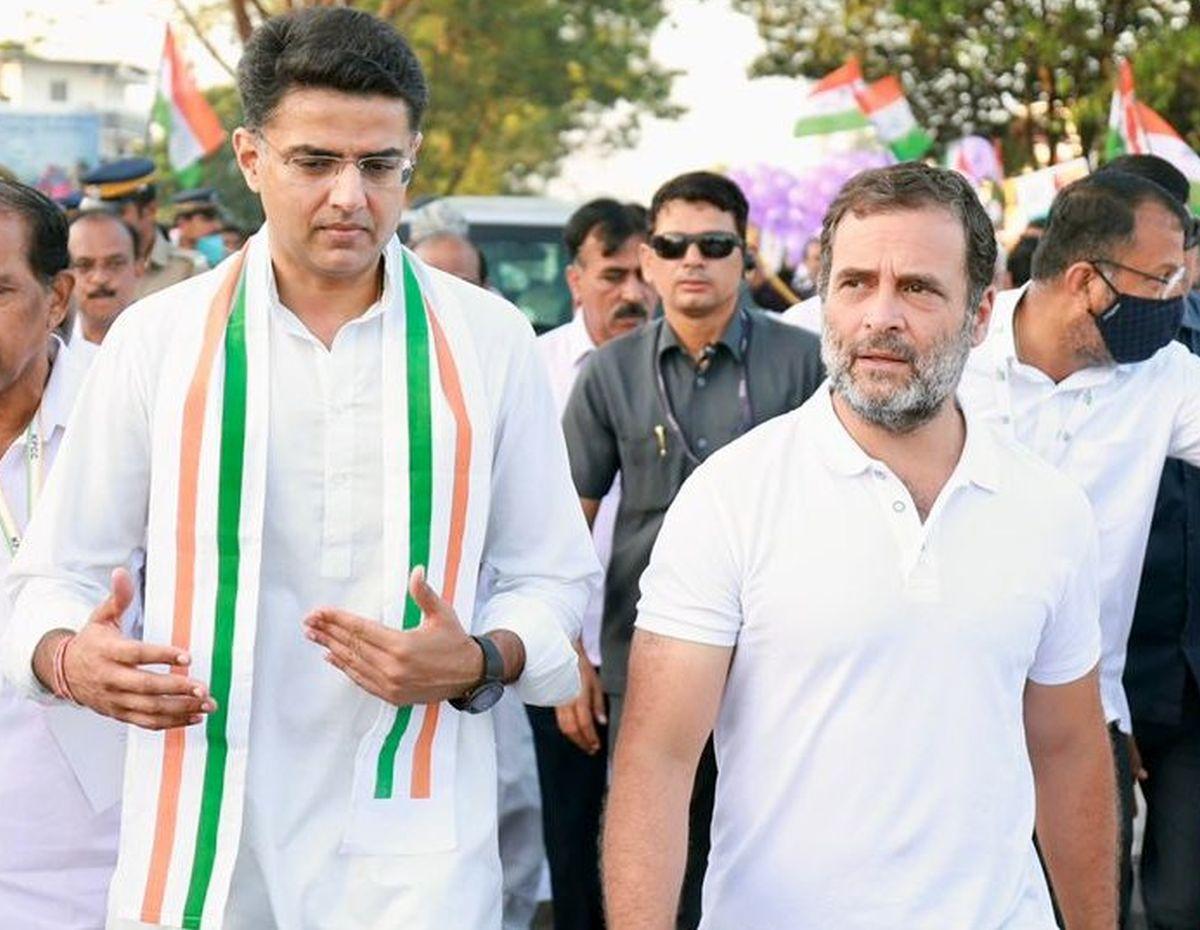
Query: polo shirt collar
[[659, 307, 747, 361], [813, 382, 1000, 493]]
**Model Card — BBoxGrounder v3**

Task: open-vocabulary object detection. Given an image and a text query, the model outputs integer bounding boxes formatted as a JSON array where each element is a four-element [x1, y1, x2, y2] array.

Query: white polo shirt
[[959, 285, 1200, 732], [636, 385, 1101, 930]]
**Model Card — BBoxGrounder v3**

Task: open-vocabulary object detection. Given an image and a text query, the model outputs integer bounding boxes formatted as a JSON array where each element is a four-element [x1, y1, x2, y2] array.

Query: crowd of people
[[0, 6, 1198, 930]]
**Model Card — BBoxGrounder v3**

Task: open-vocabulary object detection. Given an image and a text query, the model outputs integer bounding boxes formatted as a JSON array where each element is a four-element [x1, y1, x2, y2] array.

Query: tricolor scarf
[[108, 230, 493, 929]]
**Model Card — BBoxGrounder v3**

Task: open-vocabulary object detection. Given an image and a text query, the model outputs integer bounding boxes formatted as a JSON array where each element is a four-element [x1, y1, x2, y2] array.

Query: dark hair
[[564, 198, 648, 262], [1031, 171, 1189, 281], [0, 180, 69, 283], [1100, 154, 1190, 206], [649, 171, 749, 241], [238, 7, 430, 130], [1006, 234, 1039, 288], [70, 208, 141, 259], [820, 162, 997, 315]]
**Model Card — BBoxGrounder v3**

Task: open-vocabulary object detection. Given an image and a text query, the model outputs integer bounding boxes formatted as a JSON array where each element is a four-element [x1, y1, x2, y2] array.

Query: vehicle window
[[471, 224, 571, 333]]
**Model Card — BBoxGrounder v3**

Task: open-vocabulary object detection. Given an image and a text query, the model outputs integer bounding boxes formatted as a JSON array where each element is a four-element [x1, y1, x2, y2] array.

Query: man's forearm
[[602, 743, 693, 930], [1033, 730, 1118, 929], [482, 629, 525, 684]]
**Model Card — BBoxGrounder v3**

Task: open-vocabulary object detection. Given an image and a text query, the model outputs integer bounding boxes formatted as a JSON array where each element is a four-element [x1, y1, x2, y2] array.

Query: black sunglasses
[[1186, 215, 1200, 252], [650, 231, 742, 260]]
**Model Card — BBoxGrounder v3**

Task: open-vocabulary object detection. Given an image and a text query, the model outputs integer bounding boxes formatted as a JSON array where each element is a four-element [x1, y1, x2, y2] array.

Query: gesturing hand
[[304, 566, 483, 706], [34, 568, 216, 730]]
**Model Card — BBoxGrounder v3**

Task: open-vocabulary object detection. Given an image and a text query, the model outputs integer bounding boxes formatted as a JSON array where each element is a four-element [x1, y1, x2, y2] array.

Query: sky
[[0, 0, 830, 202]]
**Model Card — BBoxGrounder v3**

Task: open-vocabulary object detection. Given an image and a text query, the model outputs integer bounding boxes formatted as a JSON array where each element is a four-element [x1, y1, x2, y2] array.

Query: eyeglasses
[[176, 208, 219, 222], [649, 232, 742, 260], [255, 132, 417, 188], [1089, 258, 1189, 299]]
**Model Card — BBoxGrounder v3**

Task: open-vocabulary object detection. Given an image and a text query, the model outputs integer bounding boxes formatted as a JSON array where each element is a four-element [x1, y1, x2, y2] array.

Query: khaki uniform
[[135, 230, 207, 300]]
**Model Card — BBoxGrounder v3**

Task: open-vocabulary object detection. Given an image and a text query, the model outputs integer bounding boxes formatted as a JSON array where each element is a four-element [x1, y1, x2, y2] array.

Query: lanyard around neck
[[653, 311, 754, 466], [0, 412, 45, 557]]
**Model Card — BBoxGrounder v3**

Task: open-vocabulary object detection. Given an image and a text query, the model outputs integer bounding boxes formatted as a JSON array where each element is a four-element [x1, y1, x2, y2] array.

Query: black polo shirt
[[562, 308, 824, 693]]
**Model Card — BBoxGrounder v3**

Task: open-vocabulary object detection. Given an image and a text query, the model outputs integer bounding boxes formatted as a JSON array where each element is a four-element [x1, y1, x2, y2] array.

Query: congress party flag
[[946, 135, 1004, 186], [855, 76, 933, 162], [1105, 59, 1200, 188], [152, 27, 226, 180], [794, 58, 871, 137]]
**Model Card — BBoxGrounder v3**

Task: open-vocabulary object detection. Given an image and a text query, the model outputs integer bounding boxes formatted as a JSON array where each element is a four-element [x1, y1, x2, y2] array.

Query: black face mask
[[1092, 291, 1184, 364]]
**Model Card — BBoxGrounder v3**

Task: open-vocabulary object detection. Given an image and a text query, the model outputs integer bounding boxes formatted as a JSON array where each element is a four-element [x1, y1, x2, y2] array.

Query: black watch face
[[469, 680, 505, 714]]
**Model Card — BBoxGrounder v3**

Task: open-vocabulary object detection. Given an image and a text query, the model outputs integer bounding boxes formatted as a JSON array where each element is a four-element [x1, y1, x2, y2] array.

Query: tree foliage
[[728, 0, 1198, 172], [182, 0, 680, 195]]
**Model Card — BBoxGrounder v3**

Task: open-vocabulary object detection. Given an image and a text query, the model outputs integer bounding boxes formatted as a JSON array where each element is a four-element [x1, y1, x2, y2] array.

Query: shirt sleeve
[[561, 354, 619, 501], [1027, 496, 1102, 686], [1167, 344, 1200, 465], [476, 328, 601, 706], [1, 315, 153, 700], [635, 464, 743, 647]]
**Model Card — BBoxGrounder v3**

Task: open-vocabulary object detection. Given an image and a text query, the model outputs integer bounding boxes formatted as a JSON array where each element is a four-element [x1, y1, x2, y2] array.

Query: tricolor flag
[[855, 76, 933, 162], [794, 58, 871, 137], [1105, 59, 1200, 189], [152, 27, 226, 184]]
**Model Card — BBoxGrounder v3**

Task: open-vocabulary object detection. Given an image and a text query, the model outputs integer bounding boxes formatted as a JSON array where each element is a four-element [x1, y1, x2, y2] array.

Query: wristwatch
[[449, 635, 506, 713]]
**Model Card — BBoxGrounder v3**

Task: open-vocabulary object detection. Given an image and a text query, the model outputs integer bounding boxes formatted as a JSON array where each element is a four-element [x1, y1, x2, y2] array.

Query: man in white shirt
[[957, 169, 1198, 924], [604, 163, 1116, 930], [0, 9, 597, 930], [0, 181, 119, 928], [533, 197, 655, 929], [67, 209, 145, 362]]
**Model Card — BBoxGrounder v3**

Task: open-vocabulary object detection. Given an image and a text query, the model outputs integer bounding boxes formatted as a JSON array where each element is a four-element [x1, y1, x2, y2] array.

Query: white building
[[0, 47, 153, 180]]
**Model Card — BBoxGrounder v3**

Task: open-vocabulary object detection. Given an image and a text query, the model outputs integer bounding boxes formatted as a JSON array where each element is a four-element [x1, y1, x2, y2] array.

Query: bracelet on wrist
[[51, 633, 81, 705]]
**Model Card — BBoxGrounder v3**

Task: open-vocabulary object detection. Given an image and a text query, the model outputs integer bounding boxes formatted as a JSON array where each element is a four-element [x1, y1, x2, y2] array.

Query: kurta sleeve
[[476, 329, 601, 705], [1, 311, 153, 700]]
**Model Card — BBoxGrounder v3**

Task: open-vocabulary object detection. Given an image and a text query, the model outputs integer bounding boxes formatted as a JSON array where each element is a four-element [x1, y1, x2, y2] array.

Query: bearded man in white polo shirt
[[604, 163, 1116, 930]]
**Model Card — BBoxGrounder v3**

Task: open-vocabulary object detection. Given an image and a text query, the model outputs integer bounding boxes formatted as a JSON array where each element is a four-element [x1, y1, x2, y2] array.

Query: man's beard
[[821, 315, 973, 434]]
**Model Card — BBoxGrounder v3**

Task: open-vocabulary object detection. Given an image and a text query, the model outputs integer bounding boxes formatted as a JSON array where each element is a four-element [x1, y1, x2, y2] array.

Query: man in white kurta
[[0, 9, 597, 930], [0, 181, 126, 929]]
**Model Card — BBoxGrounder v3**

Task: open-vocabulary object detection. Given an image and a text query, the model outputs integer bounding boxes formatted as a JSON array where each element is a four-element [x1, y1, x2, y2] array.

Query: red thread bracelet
[[52, 633, 81, 705]]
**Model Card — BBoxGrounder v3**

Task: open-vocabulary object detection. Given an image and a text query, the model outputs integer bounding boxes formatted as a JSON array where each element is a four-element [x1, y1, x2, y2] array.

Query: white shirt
[[959, 285, 1200, 732], [2, 251, 597, 930], [536, 313, 619, 667], [0, 340, 122, 930], [637, 386, 1101, 930], [780, 294, 822, 335]]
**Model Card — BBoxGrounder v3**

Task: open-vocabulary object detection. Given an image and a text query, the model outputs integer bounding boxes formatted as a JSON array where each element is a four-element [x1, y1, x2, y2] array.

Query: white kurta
[[0, 339, 124, 929], [2, 239, 599, 930]]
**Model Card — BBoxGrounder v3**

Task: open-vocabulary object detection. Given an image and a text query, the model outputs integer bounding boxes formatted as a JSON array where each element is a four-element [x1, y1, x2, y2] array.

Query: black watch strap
[[475, 634, 505, 683], [449, 635, 506, 713]]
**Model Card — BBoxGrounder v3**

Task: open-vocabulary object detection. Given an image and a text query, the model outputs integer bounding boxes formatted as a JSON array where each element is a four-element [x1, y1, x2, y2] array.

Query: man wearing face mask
[[958, 169, 1197, 927]]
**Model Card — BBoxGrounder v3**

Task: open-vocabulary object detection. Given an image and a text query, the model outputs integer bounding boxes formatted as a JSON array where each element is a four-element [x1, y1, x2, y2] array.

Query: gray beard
[[821, 317, 973, 434]]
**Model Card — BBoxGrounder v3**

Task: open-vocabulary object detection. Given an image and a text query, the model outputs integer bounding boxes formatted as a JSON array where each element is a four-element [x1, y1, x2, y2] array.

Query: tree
[[728, 0, 1197, 172], [178, 0, 680, 195]]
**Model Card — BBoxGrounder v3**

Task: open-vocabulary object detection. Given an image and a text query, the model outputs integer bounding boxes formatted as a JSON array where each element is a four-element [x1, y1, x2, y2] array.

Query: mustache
[[612, 302, 649, 322], [850, 332, 917, 363], [86, 287, 117, 299]]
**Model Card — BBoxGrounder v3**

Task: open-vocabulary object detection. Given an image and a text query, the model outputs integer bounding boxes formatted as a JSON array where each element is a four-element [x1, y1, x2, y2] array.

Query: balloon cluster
[[728, 149, 895, 269]]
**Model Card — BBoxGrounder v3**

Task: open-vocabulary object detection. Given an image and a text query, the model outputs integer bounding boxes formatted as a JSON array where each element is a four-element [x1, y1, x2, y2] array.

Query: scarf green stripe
[[183, 273, 249, 927], [375, 255, 433, 799]]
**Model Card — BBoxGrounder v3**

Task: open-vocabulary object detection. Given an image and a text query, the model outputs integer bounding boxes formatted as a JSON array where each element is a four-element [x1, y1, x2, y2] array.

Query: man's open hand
[[304, 566, 482, 706], [34, 568, 215, 730]]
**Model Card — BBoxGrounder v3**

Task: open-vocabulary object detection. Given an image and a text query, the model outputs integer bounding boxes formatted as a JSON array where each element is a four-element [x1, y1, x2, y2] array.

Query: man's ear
[[232, 127, 264, 194], [45, 270, 74, 333]]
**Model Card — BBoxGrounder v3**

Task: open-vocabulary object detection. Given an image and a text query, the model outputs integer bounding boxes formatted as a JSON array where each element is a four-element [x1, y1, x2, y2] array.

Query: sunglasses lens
[[697, 235, 738, 259], [651, 235, 688, 260], [1187, 217, 1200, 251]]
